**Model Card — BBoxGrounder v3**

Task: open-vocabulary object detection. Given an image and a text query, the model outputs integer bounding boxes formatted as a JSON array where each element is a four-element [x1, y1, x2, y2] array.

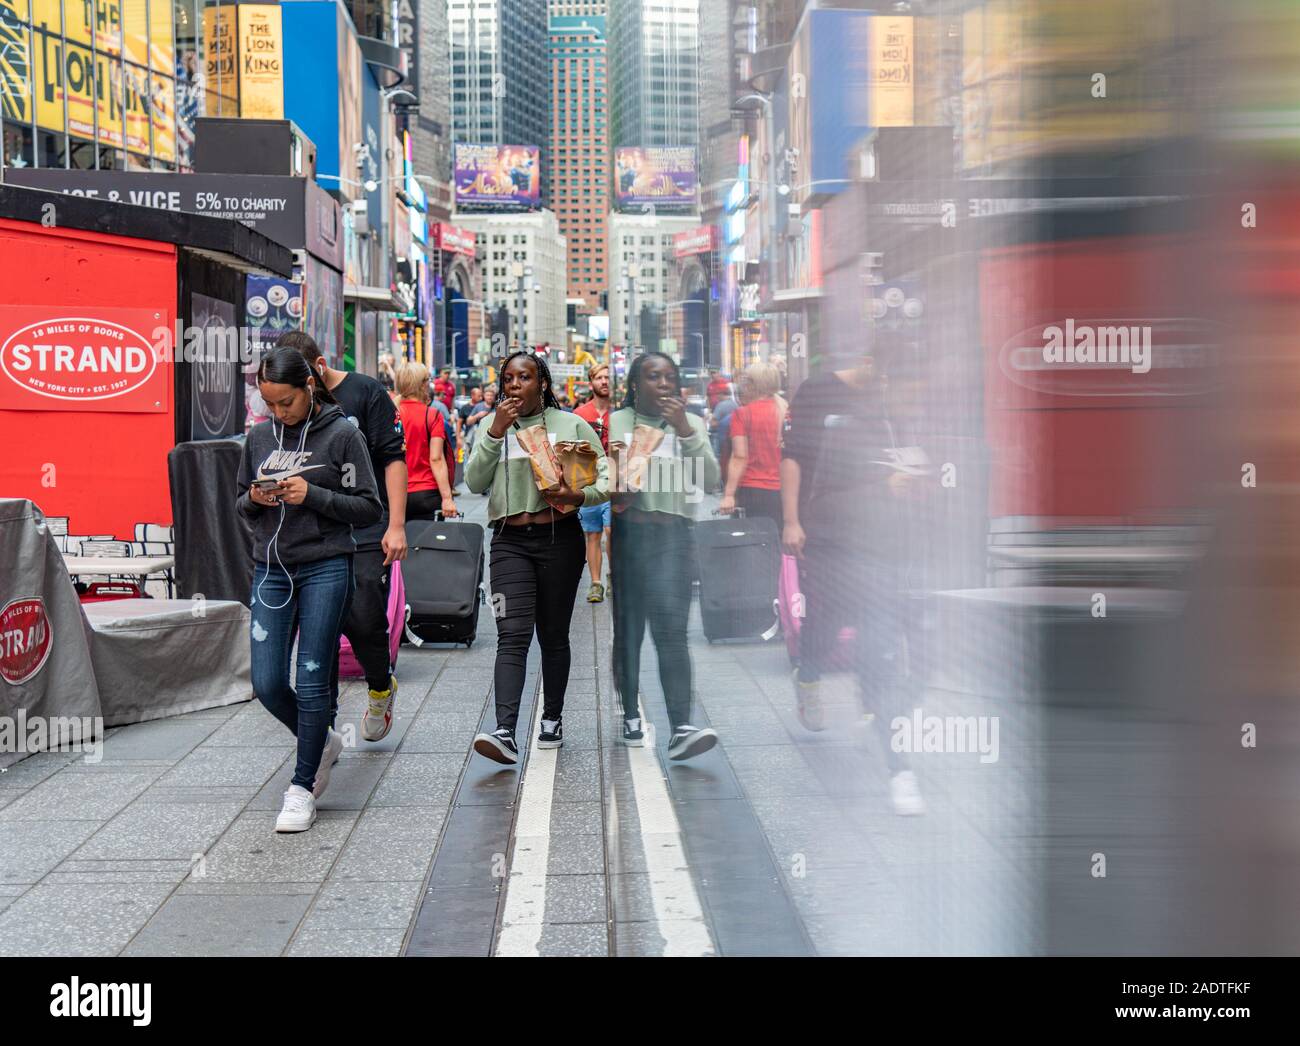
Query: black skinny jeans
[[332, 548, 391, 704], [488, 514, 586, 734], [611, 515, 695, 730]]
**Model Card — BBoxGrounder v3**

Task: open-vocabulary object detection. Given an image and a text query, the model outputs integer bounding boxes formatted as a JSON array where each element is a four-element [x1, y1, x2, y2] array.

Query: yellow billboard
[[123, 61, 150, 154], [149, 0, 173, 74], [0, 6, 32, 125], [203, 3, 239, 116], [94, 49, 124, 147], [29, 0, 59, 34], [237, 4, 283, 119], [65, 0, 123, 56], [121, 0, 146, 65], [869, 15, 914, 128], [150, 71, 175, 162], [63, 43, 95, 138], [32, 29, 61, 132]]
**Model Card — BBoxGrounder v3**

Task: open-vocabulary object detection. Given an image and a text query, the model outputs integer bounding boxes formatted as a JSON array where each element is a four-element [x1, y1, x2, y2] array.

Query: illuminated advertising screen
[[613, 147, 697, 213], [454, 144, 540, 210]]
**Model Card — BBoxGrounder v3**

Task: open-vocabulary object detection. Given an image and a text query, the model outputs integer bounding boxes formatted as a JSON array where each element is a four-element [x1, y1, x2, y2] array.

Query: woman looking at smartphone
[[464, 351, 609, 764], [237, 347, 382, 834]]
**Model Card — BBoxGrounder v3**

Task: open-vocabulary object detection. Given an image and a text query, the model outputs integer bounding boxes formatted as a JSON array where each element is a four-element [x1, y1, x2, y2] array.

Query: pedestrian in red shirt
[[433, 368, 456, 411], [396, 362, 457, 520], [574, 362, 614, 602], [707, 370, 732, 411], [719, 362, 786, 531]]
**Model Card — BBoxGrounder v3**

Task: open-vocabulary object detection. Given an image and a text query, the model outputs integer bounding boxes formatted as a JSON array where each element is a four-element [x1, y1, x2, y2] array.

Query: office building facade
[[458, 210, 568, 351], [608, 0, 700, 149], [448, 0, 550, 205], [549, 2, 609, 315]]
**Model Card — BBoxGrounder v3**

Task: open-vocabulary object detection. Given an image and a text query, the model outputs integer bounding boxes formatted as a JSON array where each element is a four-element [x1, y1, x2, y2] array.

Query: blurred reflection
[[647, 0, 1300, 955]]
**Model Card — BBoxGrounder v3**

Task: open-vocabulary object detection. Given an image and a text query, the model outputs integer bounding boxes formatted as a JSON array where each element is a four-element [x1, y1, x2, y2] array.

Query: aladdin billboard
[[454, 144, 540, 210], [614, 147, 698, 213]]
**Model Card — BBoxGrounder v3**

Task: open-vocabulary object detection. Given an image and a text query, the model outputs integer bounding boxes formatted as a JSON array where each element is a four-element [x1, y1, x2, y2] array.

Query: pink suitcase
[[338, 560, 405, 678], [777, 554, 856, 668]]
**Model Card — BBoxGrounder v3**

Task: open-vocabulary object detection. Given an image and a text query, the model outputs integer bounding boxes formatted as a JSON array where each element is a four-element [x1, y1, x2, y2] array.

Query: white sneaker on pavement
[[890, 770, 926, 817], [276, 784, 316, 833], [312, 728, 345, 799], [362, 675, 398, 742]]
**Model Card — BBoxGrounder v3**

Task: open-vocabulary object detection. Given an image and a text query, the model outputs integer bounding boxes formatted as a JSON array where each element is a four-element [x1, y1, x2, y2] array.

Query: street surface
[[0, 491, 1026, 957]]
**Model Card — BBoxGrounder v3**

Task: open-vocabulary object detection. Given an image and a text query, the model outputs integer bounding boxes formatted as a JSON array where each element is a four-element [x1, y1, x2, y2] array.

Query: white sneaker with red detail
[[362, 675, 398, 742]]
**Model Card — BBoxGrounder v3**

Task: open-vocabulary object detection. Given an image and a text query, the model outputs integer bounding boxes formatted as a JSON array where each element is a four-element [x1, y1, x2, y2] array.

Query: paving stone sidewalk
[[1, 490, 1033, 956]]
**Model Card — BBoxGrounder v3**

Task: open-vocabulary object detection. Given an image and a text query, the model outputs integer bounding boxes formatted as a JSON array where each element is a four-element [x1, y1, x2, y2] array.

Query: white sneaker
[[362, 675, 398, 742], [890, 770, 926, 817], [276, 784, 316, 833], [312, 728, 345, 799]]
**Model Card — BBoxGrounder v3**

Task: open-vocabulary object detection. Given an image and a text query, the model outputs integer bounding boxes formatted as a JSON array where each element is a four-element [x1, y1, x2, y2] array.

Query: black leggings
[[334, 548, 390, 699], [611, 516, 695, 729], [406, 489, 441, 520], [488, 514, 586, 733], [736, 486, 783, 533]]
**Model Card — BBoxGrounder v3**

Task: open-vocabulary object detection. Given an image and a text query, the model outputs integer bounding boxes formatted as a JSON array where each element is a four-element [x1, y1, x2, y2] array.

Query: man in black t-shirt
[[780, 353, 925, 816], [279, 332, 408, 744]]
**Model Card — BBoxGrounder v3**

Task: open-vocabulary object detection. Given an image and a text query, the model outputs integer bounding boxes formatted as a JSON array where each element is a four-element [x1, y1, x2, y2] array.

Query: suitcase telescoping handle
[[433, 509, 461, 521], [712, 506, 746, 518]]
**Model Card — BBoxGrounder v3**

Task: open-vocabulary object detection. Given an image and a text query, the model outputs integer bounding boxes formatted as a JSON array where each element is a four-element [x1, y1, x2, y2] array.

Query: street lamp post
[[511, 261, 533, 350], [622, 262, 640, 353], [450, 331, 464, 365]]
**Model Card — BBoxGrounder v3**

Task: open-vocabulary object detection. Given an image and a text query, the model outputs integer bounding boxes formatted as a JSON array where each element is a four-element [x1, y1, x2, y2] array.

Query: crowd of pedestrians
[[240, 344, 927, 833]]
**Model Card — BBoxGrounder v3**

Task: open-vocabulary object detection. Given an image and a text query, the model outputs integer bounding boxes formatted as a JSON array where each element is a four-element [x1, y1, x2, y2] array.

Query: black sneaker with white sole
[[621, 716, 644, 747], [473, 729, 519, 765], [667, 725, 717, 761], [536, 718, 563, 749]]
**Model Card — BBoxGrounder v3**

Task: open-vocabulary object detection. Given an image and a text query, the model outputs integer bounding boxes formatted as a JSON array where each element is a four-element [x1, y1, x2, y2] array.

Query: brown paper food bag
[[515, 425, 564, 492], [622, 424, 665, 492], [556, 440, 599, 492]]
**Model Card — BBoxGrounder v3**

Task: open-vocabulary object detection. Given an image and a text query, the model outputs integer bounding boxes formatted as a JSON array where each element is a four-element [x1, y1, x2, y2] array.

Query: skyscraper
[[448, 0, 551, 204], [608, 0, 700, 149], [549, 1, 609, 314]]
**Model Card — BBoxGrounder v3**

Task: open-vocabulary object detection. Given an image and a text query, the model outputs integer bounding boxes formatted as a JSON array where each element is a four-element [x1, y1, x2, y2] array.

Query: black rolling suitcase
[[695, 509, 781, 642], [402, 516, 485, 647]]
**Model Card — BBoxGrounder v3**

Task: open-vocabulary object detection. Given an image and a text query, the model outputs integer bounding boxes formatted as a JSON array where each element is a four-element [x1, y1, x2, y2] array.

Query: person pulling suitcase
[[465, 352, 609, 764]]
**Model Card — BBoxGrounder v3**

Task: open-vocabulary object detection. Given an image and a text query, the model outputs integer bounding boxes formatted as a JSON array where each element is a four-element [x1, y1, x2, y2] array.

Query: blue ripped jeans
[[250, 555, 354, 790]]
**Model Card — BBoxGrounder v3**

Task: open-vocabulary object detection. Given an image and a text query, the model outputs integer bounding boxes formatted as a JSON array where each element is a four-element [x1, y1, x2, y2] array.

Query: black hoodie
[[236, 403, 382, 566]]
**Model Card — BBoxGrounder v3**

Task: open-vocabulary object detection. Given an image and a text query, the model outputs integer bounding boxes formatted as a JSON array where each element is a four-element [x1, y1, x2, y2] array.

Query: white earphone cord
[[255, 401, 313, 611]]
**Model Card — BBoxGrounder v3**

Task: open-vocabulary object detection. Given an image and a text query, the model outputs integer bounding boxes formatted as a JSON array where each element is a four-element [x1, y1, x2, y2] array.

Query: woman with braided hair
[[465, 352, 610, 763]]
